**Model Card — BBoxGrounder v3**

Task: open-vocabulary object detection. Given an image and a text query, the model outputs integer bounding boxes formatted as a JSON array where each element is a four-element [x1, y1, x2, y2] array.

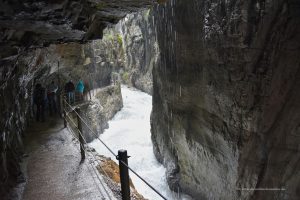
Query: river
[[89, 85, 192, 200]]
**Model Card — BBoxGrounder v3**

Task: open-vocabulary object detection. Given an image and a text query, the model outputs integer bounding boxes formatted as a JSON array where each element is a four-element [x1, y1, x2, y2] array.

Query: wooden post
[[76, 107, 85, 161], [118, 150, 130, 200], [88, 75, 92, 100], [63, 97, 67, 128], [57, 61, 61, 116], [63, 110, 67, 128], [88, 89, 92, 100]]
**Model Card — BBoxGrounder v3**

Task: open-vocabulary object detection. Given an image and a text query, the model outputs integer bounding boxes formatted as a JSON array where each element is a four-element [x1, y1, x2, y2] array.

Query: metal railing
[[62, 98, 168, 200]]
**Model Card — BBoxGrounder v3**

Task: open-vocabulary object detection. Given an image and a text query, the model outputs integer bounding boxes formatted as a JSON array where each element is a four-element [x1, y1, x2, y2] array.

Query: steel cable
[[64, 102, 169, 200], [118, 159, 168, 200], [64, 100, 117, 157]]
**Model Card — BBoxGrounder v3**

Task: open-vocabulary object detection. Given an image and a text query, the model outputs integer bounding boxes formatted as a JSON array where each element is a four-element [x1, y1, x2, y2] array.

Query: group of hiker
[[64, 80, 85, 104], [33, 79, 86, 122]]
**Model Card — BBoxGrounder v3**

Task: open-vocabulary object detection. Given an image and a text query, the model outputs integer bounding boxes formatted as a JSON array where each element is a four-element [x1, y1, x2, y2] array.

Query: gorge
[[1, 0, 300, 200]]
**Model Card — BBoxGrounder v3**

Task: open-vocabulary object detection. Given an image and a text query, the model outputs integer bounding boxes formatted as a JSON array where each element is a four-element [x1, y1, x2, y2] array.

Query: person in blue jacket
[[76, 80, 84, 101]]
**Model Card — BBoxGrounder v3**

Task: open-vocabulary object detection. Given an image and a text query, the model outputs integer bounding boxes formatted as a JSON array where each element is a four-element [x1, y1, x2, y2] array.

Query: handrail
[[63, 98, 169, 200]]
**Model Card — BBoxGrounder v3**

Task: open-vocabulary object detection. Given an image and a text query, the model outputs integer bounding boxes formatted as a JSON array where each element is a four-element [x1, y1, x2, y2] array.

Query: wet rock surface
[[0, 48, 50, 198], [73, 84, 123, 142], [151, 0, 300, 199], [95, 155, 147, 200], [0, 0, 156, 60], [83, 10, 157, 95], [118, 10, 158, 94]]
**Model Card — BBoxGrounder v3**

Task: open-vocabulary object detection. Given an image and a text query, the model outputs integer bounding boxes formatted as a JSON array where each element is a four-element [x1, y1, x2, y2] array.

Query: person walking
[[47, 81, 58, 115], [76, 80, 84, 101], [65, 80, 75, 104], [33, 83, 47, 122]]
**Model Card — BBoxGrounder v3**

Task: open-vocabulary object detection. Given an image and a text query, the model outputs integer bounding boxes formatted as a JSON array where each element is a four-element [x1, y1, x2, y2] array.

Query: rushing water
[[89, 85, 192, 200]]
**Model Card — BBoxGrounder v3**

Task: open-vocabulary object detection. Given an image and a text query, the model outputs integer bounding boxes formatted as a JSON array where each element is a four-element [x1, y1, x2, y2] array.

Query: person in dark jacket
[[47, 81, 58, 115], [33, 83, 46, 122], [65, 80, 75, 104]]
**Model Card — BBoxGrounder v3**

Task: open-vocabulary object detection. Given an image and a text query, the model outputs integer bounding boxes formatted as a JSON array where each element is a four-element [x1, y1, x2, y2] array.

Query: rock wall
[[151, 0, 300, 200], [42, 42, 115, 89], [0, 0, 156, 60], [90, 28, 126, 87], [88, 10, 159, 95], [118, 10, 159, 94], [72, 84, 123, 143], [0, 48, 56, 198]]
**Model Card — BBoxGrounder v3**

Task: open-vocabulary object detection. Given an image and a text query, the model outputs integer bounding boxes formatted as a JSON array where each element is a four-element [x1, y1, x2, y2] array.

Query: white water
[[90, 85, 192, 200]]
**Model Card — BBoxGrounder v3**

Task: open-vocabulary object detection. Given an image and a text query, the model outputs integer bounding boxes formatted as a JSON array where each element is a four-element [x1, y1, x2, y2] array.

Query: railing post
[[89, 89, 92, 100], [118, 150, 130, 200], [76, 107, 85, 161], [63, 97, 67, 128]]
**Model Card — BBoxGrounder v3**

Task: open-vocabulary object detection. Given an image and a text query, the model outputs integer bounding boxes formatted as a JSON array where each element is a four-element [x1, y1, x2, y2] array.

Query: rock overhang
[[0, 0, 160, 60]]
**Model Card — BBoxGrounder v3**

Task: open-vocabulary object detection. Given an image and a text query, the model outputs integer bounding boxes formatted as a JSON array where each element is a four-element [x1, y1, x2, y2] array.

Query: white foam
[[89, 85, 192, 200]]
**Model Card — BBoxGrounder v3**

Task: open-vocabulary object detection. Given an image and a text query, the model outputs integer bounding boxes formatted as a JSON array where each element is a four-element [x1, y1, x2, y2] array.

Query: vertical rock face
[[89, 29, 125, 87], [118, 10, 159, 94], [87, 10, 158, 94], [42, 42, 115, 88], [151, 0, 300, 199], [74, 84, 123, 143], [0, 48, 53, 198]]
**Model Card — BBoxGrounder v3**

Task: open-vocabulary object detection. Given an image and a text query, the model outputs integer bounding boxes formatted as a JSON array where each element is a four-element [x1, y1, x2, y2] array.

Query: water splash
[[89, 85, 193, 200]]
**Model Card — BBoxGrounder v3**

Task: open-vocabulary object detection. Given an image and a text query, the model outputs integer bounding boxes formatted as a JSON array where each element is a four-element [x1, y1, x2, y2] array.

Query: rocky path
[[21, 117, 115, 200]]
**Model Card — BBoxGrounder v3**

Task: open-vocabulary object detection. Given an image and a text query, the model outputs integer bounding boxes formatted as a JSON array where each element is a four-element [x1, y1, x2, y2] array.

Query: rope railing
[[62, 98, 169, 200]]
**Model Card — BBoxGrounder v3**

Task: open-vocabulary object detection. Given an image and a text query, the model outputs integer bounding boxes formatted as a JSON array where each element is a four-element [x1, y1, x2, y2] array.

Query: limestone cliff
[[89, 10, 158, 95], [118, 9, 158, 94], [67, 84, 123, 143], [151, 0, 300, 199]]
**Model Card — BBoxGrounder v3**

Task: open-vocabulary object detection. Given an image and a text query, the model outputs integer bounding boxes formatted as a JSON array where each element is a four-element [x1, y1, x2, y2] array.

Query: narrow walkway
[[22, 117, 114, 200]]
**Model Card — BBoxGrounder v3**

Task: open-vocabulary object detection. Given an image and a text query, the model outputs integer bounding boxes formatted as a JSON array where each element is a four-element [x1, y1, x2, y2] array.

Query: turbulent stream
[[89, 85, 192, 200]]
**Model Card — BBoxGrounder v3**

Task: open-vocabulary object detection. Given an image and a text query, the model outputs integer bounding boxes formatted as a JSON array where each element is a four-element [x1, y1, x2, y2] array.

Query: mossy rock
[[116, 34, 123, 46], [95, 2, 106, 10], [122, 72, 130, 82]]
